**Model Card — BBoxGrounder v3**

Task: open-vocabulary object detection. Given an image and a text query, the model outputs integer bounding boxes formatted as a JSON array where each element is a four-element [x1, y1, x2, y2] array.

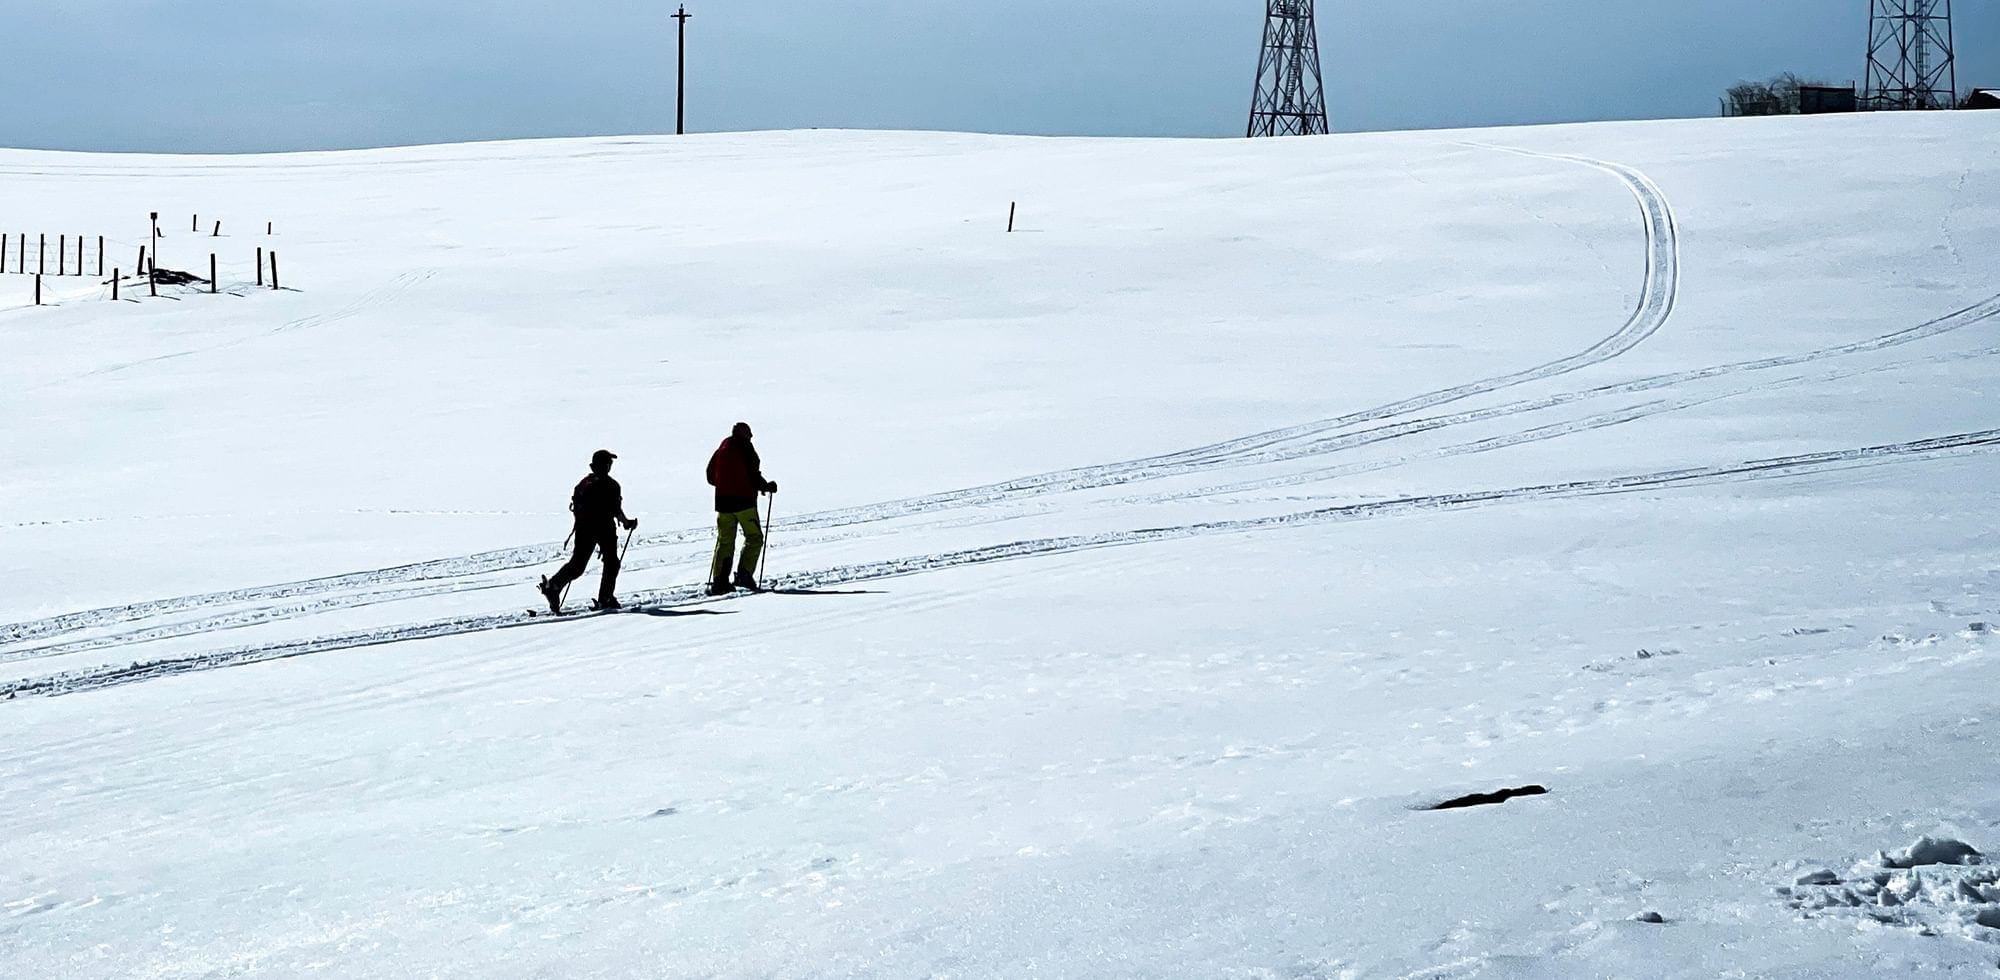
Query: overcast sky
[[3, 0, 1994, 152]]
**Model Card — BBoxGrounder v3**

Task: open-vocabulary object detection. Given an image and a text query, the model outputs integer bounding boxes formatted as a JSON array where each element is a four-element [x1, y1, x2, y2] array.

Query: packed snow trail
[[787, 145, 1681, 507], [15, 332, 2000, 673], [6, 424, 1995, 701], [9, 280, 1998, 665], [0, 147, 1679, 647]]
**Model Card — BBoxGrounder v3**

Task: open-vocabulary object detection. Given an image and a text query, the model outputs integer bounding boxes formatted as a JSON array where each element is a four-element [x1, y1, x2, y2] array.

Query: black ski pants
[[549, 523, 621, 603]]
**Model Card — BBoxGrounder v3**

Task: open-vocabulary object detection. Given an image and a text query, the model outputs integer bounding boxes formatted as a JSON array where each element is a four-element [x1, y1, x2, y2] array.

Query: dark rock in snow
[[1423, 785, 1549, 811]]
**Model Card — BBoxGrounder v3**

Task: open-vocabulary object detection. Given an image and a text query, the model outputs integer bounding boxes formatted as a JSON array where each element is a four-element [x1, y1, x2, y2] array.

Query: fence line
[[14, 212, 287, 305], [3, 232, 110, 278]]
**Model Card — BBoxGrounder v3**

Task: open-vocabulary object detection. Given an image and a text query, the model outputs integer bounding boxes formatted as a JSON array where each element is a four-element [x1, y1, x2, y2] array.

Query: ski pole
[[619, 523, 636, 564], [757, 493, 774, 583], [552, 526, 577, 608]]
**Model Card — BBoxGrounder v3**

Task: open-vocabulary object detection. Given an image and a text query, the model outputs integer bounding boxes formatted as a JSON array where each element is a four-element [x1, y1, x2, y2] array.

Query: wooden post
[[38, 234, 45, 274], [1008, 202, 1016, 233], [112, 269, 119, 301], [266, 221, 272, 235], [34, 274, 41, 305], [269, 251, 279, 290], [137, 245, 147, 276], [97, 236, 104, 276], [75, 234, 82, 276], [210, 254, 217, 293], [17, 233, 25, 273], [212, 220, 221, 237], [256, 246, 264, 286], [58, 235, 65, 275], [192, 213, 199, 232]]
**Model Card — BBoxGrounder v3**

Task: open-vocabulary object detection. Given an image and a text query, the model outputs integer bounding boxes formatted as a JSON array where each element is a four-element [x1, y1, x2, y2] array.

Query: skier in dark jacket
[[539, 449, 638, 612], [706, 422, 776, 595]]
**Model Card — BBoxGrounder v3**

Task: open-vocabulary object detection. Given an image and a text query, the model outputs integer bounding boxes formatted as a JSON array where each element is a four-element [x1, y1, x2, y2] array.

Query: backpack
[[571, 474, 605, 520]]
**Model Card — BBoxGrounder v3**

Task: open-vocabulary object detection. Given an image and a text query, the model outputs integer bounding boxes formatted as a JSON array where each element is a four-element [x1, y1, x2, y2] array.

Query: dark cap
[[731, 422, 753, 439], [591, 449, 617, 466]]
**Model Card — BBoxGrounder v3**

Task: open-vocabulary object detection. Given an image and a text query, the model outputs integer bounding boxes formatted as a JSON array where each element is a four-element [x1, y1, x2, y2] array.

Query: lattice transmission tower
[[1247, 0, 1329, 137], [1864, 0, 1957, 110]]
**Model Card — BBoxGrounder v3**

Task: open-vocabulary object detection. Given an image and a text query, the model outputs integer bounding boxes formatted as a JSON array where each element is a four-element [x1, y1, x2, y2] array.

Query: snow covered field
[[3, 112, 2000, 977]]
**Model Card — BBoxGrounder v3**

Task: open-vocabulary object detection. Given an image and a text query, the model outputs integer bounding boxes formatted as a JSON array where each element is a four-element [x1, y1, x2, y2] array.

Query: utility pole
[[673, 4, 692, 135]]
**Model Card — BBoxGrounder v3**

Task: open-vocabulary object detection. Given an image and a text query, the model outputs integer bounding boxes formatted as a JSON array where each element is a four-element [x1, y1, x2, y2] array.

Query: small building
[[1799, 85, 1858, 114], [1965, 90, 2000, 110]]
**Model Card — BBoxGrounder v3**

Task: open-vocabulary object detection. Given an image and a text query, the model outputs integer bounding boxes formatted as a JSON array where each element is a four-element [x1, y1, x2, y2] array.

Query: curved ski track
[[9, 148, 1995, 701], [0, 145, 1681, 652], [7, 427, 1998, 701], [15, 321, 1994, 671]]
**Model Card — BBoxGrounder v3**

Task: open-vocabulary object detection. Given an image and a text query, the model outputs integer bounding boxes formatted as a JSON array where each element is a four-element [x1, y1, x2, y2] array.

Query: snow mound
[[1784, 839, 1998, 945], [1882, 836, 1985, 869]]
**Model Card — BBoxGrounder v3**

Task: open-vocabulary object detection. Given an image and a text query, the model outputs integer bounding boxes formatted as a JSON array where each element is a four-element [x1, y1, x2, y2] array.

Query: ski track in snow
[[5, 148, 1997, 701], [5, 426, 1999, 700], [0, 148, 1679, 645], [6, 280, 1996, 670]]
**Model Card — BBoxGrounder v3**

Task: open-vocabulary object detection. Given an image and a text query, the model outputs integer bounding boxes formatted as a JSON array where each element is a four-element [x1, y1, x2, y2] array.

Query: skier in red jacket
[[706, 422, 777, 595]]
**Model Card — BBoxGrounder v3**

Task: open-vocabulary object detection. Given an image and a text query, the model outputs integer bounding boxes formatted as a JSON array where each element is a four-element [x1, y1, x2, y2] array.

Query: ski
[[526, 601, 648, 618]]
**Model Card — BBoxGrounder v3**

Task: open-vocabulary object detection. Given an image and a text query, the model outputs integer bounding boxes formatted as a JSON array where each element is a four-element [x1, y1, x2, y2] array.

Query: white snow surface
[[4, 113, 2000, 977]]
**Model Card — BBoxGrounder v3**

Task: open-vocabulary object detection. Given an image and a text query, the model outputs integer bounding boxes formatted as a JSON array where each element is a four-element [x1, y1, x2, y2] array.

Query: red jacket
[[706, 436, 766, 512]]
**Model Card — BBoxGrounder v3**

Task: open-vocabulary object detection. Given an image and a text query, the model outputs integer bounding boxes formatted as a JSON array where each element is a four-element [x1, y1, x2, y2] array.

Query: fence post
[[112, 269, 119, 301], [192, 213, 199, 232], [58, 235, 65, 275], [213, 220, 221, 237], [17, 233, 25, 273], [1, 233, 6, 272], [210, 254, 217, 293], [34, 274, 41, 305], [266, 221, 273, 235], [270, 251, 279, 290], [76, 234, 83, 275], [97, 236, 104, 276], [38, 234, 45, 274], [1008, 202, 1016, 233], [137, 245, 147, 276], [256, 246, 264, 286]]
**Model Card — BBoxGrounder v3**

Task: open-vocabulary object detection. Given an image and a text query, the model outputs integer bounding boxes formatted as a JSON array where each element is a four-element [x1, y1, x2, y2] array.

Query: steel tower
[[1247, 0, 1329, 137], [1865, 0, 1957, 109]]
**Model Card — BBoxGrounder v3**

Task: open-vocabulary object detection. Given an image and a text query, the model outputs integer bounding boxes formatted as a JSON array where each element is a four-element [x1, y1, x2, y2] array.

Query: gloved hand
[[764, 480, 778, 494], [621, 517, 640, 531]]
